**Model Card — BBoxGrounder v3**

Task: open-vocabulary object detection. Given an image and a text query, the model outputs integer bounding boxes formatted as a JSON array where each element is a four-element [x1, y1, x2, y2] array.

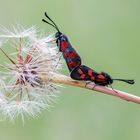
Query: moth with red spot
[[42, 12, 135, 86], [70, 65, 134, 86], [42, 12, 81, 72]]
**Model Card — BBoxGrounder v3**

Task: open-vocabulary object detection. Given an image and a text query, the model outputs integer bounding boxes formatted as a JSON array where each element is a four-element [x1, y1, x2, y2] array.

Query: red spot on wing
[[90, 76, 95, 80], [68, 61, 77, 67], [80, 74, 86, 79], [97, 74, 105, 79], [88, 69, 93, 76], [77, 68, 86, 79], [60, 41, 68, 50], [63, 52, 69, 57], [70, 52, 76, 59], [77, 68, 83, 74]]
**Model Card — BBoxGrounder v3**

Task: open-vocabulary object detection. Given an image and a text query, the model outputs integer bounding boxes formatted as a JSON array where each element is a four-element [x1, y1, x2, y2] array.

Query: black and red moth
[[71, 65, 134, 86], [42, 12, 134, 86], [42, 12, 81, 72]]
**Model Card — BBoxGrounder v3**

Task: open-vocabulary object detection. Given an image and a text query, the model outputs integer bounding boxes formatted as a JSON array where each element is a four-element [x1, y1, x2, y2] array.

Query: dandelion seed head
[[0, 25, 61, 121], [0, 25, 37, 38]]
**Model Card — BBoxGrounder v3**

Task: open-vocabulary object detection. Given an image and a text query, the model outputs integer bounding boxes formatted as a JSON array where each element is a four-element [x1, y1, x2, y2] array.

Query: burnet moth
[[70, 65, 134, 86], [42, 12, 135, 86], [42, 12, 81, 72]]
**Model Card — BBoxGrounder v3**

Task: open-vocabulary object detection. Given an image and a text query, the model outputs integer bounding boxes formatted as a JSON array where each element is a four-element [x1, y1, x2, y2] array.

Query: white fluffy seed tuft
[[0, 25, 61, 121]]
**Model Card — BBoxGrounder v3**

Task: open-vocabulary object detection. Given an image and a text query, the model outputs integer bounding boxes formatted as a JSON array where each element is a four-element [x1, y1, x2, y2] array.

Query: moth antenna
[[42, 12, 61, 33], [42, 19, 57, 29], [44, 12, 60, 32], [113, 79, 135, 85]]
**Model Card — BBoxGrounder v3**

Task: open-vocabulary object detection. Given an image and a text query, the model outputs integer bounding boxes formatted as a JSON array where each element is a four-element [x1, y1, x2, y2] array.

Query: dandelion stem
[[40, 73, 139, 104]]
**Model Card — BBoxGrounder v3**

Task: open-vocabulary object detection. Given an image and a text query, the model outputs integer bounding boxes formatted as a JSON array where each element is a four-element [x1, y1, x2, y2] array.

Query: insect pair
[[42, 12, 134, 87]]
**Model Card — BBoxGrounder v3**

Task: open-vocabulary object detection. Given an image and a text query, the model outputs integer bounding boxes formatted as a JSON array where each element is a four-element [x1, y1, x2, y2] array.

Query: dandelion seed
[[0, 26, 61, 121]]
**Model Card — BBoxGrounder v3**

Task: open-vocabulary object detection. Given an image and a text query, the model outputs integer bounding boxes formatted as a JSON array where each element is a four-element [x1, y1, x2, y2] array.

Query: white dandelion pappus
[[0, 26, 61, 121]]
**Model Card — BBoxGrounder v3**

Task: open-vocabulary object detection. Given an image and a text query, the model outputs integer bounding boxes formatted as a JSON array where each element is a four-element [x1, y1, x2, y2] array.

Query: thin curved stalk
[[40, 73, 139, 104]]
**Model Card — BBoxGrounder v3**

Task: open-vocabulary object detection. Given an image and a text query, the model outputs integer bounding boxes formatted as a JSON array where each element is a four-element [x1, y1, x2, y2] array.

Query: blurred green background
[[0, 0, 139, 140]]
